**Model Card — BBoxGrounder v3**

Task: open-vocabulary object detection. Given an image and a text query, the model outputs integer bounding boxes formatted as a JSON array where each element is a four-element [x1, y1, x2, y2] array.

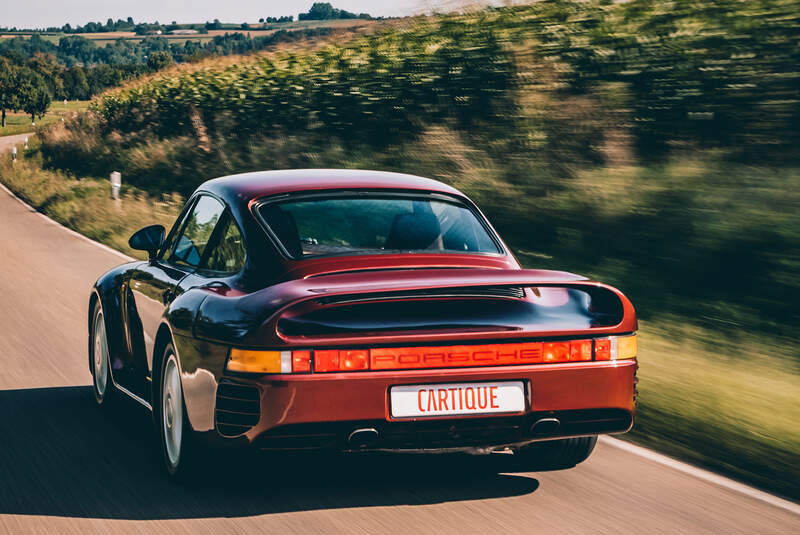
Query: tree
[[0, 58, 19, 127], [298, 3, 367, 21], [27, 53, 64, 100], [300, 3, 335, 20], [62, 65, 90, 100], [147, 51, 173, 71], [15, 67, 51, 123]]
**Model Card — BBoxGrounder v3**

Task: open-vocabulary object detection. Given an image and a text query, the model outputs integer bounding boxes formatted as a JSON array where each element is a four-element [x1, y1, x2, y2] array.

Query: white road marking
[[601, 437, 800, 515], [1, 158, 797, 516]]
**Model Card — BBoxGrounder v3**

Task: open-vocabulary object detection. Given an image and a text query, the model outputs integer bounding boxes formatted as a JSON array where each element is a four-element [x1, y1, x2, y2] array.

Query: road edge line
[[600, 437, 800, 515], [0, 180, 135, 262]]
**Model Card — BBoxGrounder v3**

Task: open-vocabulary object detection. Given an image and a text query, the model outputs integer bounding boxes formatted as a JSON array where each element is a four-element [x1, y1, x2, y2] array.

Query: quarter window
[[205, 217, 246, 273], [169, 195, 225, 268]]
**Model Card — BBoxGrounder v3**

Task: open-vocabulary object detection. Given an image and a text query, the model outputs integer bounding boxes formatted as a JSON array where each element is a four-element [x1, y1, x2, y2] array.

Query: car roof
[[198, 169, 465, 206]]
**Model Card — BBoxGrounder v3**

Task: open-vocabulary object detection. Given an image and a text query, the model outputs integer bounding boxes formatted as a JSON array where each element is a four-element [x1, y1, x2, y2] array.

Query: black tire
[[90, 300, 116, 406], [156, 343, 202, 479], [511, 436, 598, 471]]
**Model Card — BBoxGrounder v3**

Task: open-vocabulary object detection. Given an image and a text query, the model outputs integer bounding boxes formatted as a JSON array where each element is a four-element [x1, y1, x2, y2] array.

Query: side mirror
[[129, 224, 165, 261]]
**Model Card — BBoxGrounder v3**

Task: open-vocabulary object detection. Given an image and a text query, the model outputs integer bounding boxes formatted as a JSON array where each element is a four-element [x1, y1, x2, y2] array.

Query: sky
[[2, 1, 444, 30]]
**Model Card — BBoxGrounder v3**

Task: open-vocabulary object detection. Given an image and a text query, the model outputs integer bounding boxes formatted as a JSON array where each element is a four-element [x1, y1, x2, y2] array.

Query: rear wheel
[[157, 344, 201, 478], [90, 302, 115, 405], [511, 436, 598, 471]]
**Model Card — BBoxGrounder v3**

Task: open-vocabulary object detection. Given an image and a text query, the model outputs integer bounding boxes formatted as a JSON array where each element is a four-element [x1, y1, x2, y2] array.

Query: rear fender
[[90, 262, 143, 374]]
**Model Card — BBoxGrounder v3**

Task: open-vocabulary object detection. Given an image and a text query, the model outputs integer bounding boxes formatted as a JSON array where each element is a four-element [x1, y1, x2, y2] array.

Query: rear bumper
[[210, 359, 637, 451]]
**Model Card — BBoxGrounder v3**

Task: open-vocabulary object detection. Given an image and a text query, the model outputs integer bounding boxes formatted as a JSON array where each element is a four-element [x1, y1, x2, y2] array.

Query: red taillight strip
[[310, 339, 609, 372], [370, 340, 591, 371], [229, 335, 636, 374]]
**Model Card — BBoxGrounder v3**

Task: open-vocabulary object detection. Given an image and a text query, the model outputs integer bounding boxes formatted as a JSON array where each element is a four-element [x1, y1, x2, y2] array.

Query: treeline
[[2, 3, 373, 34], [0, 53, 155, 123], [2, 17, 136, 34], [0, 33, 178, 67], [0, 26, 337, 69], [261, 17, 294, 24], [298, 3, 372, 20]]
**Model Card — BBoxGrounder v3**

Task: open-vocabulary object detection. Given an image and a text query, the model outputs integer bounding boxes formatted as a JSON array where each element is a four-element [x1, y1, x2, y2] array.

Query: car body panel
[[89, 169, 638, 451]]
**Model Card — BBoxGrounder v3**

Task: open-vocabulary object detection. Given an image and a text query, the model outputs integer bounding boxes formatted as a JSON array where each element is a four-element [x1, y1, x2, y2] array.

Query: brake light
[[543, 342, 569, 362], [292, 350, 312, 372], [595, 339, 612, 361], [227, 334, 636, 373], [314, 349, 369, 372], [340, 350, 369, 370], [570, 339, 593, 361]]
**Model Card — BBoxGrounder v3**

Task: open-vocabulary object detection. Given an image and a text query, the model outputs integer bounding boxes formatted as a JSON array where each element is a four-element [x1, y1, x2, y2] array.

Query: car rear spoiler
[[194, 269, 637, 347]]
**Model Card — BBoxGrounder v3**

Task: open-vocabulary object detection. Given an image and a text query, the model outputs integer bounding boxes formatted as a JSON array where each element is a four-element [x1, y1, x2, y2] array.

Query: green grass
[[0, 100, 90, 137], [630, 322, 800, 499], [0, 144, 180, 256]]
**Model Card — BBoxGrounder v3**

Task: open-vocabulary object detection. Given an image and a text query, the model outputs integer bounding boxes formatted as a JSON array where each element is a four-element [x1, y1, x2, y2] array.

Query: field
[[0, 100, 90, 137], [0, 19, 376, 46]]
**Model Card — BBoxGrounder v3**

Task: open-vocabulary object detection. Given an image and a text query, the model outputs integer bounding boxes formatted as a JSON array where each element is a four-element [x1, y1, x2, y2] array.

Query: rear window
[[256, 194, 502, 258]]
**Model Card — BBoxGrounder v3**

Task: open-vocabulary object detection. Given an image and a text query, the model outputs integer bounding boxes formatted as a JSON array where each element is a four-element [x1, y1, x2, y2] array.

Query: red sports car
[[88, 169, 637, 476]]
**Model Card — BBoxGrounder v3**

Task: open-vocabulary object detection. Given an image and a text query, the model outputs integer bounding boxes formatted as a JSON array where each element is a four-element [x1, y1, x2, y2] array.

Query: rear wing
[[194, 269, 636, 347]]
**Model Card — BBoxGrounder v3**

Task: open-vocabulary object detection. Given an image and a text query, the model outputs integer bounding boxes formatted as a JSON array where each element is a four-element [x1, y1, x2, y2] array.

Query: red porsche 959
[[88, 170, 637, 476]]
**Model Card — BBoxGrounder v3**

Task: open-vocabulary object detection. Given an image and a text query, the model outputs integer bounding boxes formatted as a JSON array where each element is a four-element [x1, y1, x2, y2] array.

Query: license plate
[[390, 381, 525, 418]]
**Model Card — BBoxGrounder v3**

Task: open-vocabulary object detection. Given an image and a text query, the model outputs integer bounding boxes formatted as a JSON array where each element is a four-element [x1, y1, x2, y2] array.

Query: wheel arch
[[88, 290, 101, 370], [151, 322, 177, 411]]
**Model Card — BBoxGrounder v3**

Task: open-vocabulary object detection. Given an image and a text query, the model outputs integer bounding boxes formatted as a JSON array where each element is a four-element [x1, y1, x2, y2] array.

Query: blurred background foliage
[[40, 0, 799, 340]]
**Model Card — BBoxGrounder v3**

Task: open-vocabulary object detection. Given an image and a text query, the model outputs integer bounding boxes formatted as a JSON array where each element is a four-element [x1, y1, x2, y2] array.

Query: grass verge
[[630, 322, 799, 500], [0, 148, 798, 500], [0, 144, 179, 256]]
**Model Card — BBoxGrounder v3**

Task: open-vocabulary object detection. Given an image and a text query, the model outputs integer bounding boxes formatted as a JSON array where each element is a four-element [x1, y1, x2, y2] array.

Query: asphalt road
[[0, 133, 33, 155], [0, 142, 798, 533]]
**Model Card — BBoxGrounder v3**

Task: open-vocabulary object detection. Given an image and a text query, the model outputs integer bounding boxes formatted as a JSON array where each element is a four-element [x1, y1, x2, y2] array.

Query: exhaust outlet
[[348, 428, 379, 448], [530, 418, 560, 435]]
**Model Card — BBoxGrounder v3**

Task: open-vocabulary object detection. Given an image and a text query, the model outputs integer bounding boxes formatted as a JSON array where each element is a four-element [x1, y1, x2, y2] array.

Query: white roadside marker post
[[110, 171, 122, 201], [11, 146, 17, 164], [24, 137, 28, 150]]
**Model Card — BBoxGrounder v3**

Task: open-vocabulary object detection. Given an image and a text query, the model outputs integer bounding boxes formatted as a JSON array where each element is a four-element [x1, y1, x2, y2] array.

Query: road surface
[[0, 133, 33, 154], [0, 151, 797, 533]]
